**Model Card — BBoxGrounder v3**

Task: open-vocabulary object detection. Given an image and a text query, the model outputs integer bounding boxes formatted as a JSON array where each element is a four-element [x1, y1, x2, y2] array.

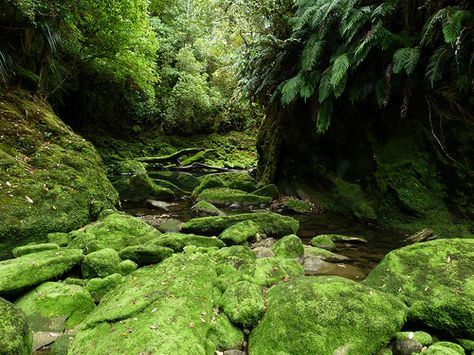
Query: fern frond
[[426, 46, 451, 88], [421, 8, 447, 46], [372, 1, 398, 22], [319, 67, 333, 102], [299, 70, 321, 101], [442, 9, 471, 44], [301, 36, 325, 71], [392, 47, 420, 75], [375, 79, 385, 108], [341, 7, 372, 44], [281, 75, 303, 105], [331, 54, 350, 97], [0, 49, 13, 83], [317, 98, 333, 133]]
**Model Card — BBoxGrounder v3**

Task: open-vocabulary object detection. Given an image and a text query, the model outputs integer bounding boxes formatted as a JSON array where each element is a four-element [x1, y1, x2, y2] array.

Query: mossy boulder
[[219, 281, 265, 329], [253, 258, 304, 287], [395, 331, 433, 346], [365, 238, 474, 339], [69, 252, 243, 354], [111, 172, 175, 202], [207, 313, 245, 351], [47, 232, 71, 247], [219, 221, 263, 245], [81, 248, 122, 279], [191, 200, 226, 217], [0, 92, 119, 259], [426, 342, 465, 355], [282, 198, 312, 214], [193, 172, 258, 196], [12, 243, 60, 257], [197, 187, 272, 207], [272, 235, 304, 259], [69, 210, 161, 252], [252, 184, 279, 199], [150, 232, 225, 252], [118, 245, 174, 266], [118, 259, 138, 275], [310, 235, 336, 249], [15, 282, 95, 332], [0, 297, 32, 355], [249, 276, 407, 355], [0, 249, 83, 296], [182, 212, 299, 238], [85, 274, 125, 302], [149, 171, 200, 192], [112, 159, 147, 175]]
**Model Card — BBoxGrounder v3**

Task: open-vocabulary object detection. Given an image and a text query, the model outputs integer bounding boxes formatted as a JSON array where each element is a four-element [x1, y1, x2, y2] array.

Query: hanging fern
[[426, 46, 451, 88], [319, 67, 333, 102], [301, 36, 325, 71], [317, 98, 333, 133], [331, 54, 350, 97], [392, 47, 420, 75], [281, 74, 303, 105]]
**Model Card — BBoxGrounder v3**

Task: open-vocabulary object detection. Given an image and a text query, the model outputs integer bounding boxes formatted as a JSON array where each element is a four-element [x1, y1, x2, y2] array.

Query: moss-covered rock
[[365, 239, 474, 339], [0, 249, 83, 296], [310, 235, 336, 249], [219, 221, 263, 245], [207, 313, 245, 351], [457, 338, 474, 351], [69, 252, 242, 354], [47, 232, 71, 247], [0, 297, 32, 355], [252, 184, 279, 199], [69, 210, 161, 252], [193, 172, 258, 196], [271, 235, 304, 259], [118, 245, 174, 266], [85, 274, 125, 302], [182, 212, 299, 238], [11, 243, 60, 257], [150, 232, 225, 252], [197, 188, 271, 206], [149, 171, 200, 192], [111, 172, 175, 202], [112, 159, 148, 175], [191, 200, 226, 217], [426, 342, 465, 355], [81, 248, 122, 279], [118, 259, 138, 275], [219, 281, 265, 329], [15, 282, 95, 332], [395, 331, 433, 346], [0, 92, 119, 259], [253, 258, 304, 287], [249, 276, 407, 355], [282, 198, 312, 214], [304, 245, 349, 262]]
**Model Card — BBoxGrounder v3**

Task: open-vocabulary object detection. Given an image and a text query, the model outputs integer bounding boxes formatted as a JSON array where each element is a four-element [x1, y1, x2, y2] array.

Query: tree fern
[[392, 47, 420, 75], [317, 98, 333, 133], [426, 46, 451, 88], [301, 36, 325, 71], [331, 54, 350, 97], [281, 74, 303, 105]]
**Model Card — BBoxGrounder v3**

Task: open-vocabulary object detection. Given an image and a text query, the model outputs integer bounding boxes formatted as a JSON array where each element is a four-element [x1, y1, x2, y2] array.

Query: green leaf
[[426, 46, 451, 88], [392, 47, 420, 75], [319, 68, 333, 102], [331, 54, 350, 97], [281, 75, 303, 106], [317, 98, 333, 133], [301, 36, 325, 71]]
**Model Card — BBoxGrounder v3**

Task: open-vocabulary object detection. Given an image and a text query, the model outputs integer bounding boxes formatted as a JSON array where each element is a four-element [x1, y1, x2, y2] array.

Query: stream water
[[123, 197, 407, 280]]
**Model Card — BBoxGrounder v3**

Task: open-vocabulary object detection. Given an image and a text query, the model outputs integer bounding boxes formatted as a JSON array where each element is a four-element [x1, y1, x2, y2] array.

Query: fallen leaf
[[25, 196, 34, 204]]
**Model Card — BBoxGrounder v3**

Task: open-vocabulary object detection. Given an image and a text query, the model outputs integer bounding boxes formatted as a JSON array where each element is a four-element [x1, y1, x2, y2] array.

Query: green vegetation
[[0, 298, 32, 355]]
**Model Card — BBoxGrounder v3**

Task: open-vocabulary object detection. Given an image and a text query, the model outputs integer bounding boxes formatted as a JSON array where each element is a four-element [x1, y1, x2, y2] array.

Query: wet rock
[[12, 243, 60, 257], [304, 245, 350, 263], [249, 277, 407, 355], [182, 212, 299, 238], [253, 247, 275, 259], [271, 235, 304, 261], [303, 255, 327, 274], [404, 228, 435, 244], [251, 237, 275, 249], [391, 339, 423, 355], [197, 188, 271, 207], [119, 245, 174, 266], [220, 221, 263, 245], [0, 297, 32, 355], [191, 200, 226, 217], [15, 282, 95, 335], [81, 248, 122, 279], [146, 199, 178, 211], [365, 239, 474, 339], [219, 281, 265, 328], [0, 249, 83, 296]]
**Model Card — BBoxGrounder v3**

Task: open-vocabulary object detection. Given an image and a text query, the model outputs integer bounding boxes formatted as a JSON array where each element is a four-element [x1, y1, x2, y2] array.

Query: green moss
[[252, 184, 279, 199], [197, 187, 271, 206], [395, 331, 433, 346], [182, 212, 299, 238], [365, 239, 474, 339], [15, 282, 95, 331], [332, 178, 377, 220], [0, 249, 83, 296], [310, 235, 336, 249], [118, 260, 138, 275], [219, 280, 265, 328], [149, 171, 200, 192], [283, 198, 312, 214], [50, 333, 75, 355], [47, 233, 71, 247], [179, 149, 215, 166], [111, 173, 175, 202], [112, 159, 147, 175], [152, 178, 187, 196], [304, 246, 347, 262], [219, 221, 263, 245], [150, 232, 225, 252], [457, 338, 474, 351], [193, 172, 258, 196], [0, 92, 119, 259], [12, 243, 60, 257], [85, 274, 125, 302], [191, 201, 226, 217], [118, 245, 174, 266], [81, 248, 122, 279], [207, 313, 244, 351], [0, 297, 32, 355], [249, 276, 407, 355], [69, 252, 234, 354], [272, 235, 304, 259], [253, 258, 304, 287], [426, 342, 464, 355]]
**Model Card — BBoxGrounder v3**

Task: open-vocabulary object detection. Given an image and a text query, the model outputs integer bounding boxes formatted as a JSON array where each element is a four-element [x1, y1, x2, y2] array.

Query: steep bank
[[0, 91, 119, 258]]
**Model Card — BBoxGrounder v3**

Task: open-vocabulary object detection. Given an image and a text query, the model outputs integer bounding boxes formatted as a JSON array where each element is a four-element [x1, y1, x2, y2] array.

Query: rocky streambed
[[1, 171, 473, 354]]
